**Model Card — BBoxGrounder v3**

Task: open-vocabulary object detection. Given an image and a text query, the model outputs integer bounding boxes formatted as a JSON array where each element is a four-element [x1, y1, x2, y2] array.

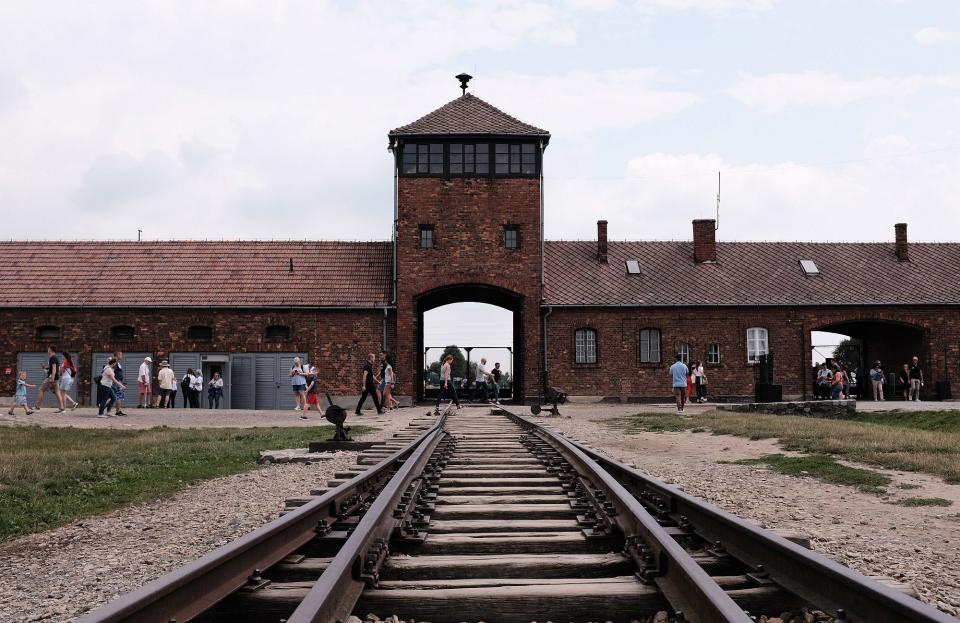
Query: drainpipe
[[539, 140, 545, 303], [382, 307, 389, 352], [542, 305, 553, 395], [392, 147, 399, 305]]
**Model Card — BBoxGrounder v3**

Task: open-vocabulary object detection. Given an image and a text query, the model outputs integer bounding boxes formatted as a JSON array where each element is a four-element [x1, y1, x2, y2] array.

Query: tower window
[[419, 225, 434, 249], [402, 143, 444, 175], [495, 143, 538, 175], [450, 143, 489, 175], [504, 226, 520, 250]]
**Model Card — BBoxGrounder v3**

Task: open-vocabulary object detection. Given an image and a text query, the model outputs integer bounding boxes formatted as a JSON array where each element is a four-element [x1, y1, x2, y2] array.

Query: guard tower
[[388, 74, 550, 402]]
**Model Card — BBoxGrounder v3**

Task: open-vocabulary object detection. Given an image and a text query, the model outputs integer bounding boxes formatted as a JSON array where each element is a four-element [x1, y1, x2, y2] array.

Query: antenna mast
[[715, 171, 720, 230]]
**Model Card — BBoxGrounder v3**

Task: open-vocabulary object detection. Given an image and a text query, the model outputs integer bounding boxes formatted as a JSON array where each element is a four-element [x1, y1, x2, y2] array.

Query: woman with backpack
[[181, 369, 194, 408]]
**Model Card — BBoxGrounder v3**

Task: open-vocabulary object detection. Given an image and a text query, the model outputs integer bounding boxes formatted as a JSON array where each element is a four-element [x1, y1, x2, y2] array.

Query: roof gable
[[389, 94, 549, 139]]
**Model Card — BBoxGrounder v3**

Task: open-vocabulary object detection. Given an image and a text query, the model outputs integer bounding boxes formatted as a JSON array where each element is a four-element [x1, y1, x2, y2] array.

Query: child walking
[[9, 371, 36, 415]]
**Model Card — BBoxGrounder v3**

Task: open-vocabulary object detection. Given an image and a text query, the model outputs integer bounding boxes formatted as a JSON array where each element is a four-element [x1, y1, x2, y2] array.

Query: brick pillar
[[597, 220, 608, 263], [895, 222, 909, 262], [693, 219, 717, 263]]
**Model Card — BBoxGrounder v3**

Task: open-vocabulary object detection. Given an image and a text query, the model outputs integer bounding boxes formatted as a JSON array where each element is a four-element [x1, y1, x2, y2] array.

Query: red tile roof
[[544, 240, 960, 306], [0, 241, 392, 308], [389, 94, 549, 138]]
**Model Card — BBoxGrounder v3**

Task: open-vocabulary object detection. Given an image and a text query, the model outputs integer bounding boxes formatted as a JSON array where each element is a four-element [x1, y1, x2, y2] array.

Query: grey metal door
[[253, 352, 308, 410], [230, 354, 255, 410], [16, 352, 79, 407], [90, 352, 152, 406], [170, 353, 201, 407]]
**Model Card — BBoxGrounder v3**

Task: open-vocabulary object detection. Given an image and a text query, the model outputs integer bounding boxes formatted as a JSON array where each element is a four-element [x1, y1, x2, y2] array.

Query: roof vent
[[799, 259, 820, 276], [456, 72, 472, 95], [626, 260, 641, 275]]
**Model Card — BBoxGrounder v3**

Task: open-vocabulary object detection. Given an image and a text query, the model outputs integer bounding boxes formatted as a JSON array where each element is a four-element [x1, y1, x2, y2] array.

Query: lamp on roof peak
[[456, 72, 472, 96]]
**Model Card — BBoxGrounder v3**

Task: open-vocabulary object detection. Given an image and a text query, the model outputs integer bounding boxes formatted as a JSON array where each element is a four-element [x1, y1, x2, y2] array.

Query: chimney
[[895, 223, 909, 262], [597, 220, 608, 263], [693, 219, 717, 263]]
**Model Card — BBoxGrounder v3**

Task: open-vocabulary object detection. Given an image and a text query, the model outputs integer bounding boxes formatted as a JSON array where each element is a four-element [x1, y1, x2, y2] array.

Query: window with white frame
[[575, 328, 597, 364], [708, 342, 721, 365], [746, 327, 769, 363], [639, 328, 660, 363], [676, 342, 691, 365]]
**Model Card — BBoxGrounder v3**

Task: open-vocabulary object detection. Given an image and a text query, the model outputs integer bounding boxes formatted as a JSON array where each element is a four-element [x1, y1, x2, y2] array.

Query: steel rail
[[554, 420, 958, 623], [76, 417, 446, 623], [286, 420, 449, 623], [505, 410, 752, 623]]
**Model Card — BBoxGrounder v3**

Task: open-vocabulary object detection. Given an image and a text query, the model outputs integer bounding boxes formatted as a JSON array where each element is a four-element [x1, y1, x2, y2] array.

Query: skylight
[[626, 260, 641, 275], [799, 259, 820, 276]]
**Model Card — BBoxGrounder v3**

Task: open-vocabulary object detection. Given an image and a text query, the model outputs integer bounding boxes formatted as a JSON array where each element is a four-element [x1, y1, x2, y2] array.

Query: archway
[[416, 284, 524, 403], [811, 320, 926, 400]]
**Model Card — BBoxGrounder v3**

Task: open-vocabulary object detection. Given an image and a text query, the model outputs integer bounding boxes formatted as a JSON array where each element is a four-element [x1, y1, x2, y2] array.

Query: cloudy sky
[[2, 0, 958, 245]]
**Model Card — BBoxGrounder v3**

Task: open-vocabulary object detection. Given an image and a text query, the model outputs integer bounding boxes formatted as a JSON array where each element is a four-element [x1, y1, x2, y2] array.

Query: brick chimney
[[693, 219, 717, 263], [895, 222, 909, 262], [597, 220, 608, 263]]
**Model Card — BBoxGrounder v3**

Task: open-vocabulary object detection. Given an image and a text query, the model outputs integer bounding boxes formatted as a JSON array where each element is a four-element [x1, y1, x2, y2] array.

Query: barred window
[[746, 327, 769, 363], [708, 342, 721, 365], [575, 328, 597, 364], [419, 225, 434, 249], [639, 328, 660, 363]]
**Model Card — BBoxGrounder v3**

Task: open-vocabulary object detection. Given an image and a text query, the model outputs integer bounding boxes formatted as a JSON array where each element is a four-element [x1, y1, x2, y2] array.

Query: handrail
[[77, 416, 445, 623]]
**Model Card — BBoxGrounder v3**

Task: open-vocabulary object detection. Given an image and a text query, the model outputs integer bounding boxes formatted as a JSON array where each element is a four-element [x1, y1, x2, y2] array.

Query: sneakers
[[294, 405, 302, 411], [299, 415, 308, 420], [97, 414, 108, 418], [115, 411, 127, 416], [54, 408, 65, 413], [70, 403, 79, 411]]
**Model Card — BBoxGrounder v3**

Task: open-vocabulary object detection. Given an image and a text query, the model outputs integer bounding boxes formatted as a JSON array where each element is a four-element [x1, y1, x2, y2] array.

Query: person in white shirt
[[693, 361, 707, 403], [470, 357, 492, 402], [191, 371, 204, 408], [157, 361, 175, 407], [137, 356, 153, 408], [207, 372, 224, 408]]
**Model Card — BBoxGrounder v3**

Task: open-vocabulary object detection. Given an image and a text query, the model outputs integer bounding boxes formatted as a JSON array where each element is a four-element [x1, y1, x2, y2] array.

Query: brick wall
[[0, 308, 393, 402], [545, 305, 959, 400], [395, 177, 543, 400]]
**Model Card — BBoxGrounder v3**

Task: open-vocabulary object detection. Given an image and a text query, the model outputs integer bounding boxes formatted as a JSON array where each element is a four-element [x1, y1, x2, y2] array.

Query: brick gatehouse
[[2, 87, 958, 407]]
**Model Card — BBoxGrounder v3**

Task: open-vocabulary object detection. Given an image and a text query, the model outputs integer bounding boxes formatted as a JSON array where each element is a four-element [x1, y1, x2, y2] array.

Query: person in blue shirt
[[669, 354, 690, 413]]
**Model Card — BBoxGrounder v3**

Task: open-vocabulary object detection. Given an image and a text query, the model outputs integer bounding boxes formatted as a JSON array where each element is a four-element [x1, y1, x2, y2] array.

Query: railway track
[[79, 406, 958, 623]]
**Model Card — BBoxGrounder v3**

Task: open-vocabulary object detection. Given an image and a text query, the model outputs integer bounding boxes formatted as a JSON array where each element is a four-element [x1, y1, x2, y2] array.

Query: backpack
[[181, 375, 191, 391]]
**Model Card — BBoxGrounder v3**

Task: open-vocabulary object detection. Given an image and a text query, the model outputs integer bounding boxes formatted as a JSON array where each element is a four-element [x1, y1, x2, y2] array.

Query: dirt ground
[[532, 403, 960, 615]]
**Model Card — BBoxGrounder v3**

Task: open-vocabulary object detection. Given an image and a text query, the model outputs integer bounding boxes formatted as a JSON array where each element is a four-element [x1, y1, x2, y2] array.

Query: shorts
[[113, 387, 126, 400], [59, 376, 74, 391], [307, 393, 319, 405], [378, 380, 386, 392], [159, 388, 172, 398], [292, 384, 306, 394], [831, 384, 843, 399], [15, 394, 27, 406], [139, 381, 151, 393], [40, 378, 57, 392]]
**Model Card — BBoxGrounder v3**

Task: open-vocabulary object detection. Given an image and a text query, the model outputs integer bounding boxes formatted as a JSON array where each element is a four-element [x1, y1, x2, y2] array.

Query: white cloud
[[545, 135, 960, 242], [635, 0, 777, 14], [914, 26, 957, 46], [723, 71, 960, 112]]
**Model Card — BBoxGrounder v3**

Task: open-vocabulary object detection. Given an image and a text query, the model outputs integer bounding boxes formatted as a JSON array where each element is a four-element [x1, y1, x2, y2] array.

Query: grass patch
[[0, 425, 369, 542], [606, 410, 960, 483], [897, 483, 922, 490], [733, 453, 891, 494], [897, 497, 953, 507]]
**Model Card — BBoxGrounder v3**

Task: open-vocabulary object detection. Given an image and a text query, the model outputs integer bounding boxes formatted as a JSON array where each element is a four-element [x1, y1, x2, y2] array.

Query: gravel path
[[535, 404, 960, 616], [0, 410, 425, 623]]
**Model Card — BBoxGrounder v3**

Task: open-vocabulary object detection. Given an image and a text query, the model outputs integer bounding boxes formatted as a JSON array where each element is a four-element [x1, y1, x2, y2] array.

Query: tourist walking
[[57, 352, 80, 411], [898, 363, 911, 401], [693, 360, 706, 403], [97, 357, 125, 417], [33, 345, 60, 410], [669, 354, 689, 413], [869, 361, 885, 401], [137, 356, 153, 408], [471, 358, 491, 402], [434, 354, 461, 413], [207, 371, 224, 408], [180, 369, 194, 408], [355, 353, 383, 415], [303, 365, 322, 419], [382, 354, 400, 411], [909, 356, 924, 401], [289, 357, 307, 411], [190, 369, 203, 408], [111, 351, 128, 416], [830, 365, 846, 400], [490, 362, 502, 404], [157, 360, 175, 407], [8, 370, 35, 415]]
